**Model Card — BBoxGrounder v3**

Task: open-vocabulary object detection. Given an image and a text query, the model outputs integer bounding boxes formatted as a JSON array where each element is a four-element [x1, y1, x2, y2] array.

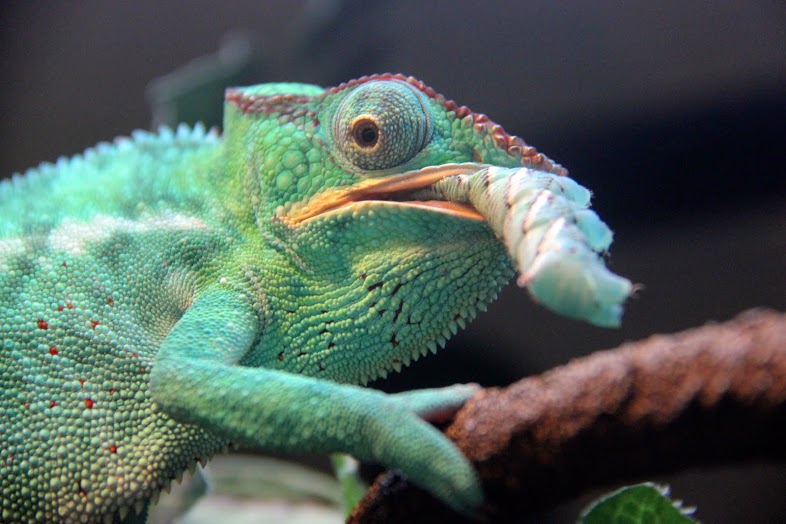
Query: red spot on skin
[[49, 346, 58, 355], [85, 399, 93, 409], [61, 261, 67, 268], [57, 305, 64, 312], [140, 367, 146, 374], [78, 379, 85, 387], [109, 445, 117, 454], [37, 319, 48, 330], [132, 352, 139, 358], [107, 297, 114, 306], [50, 400, 56, 408], [109, 387, 117, 394], [66, 302, 74, 309], [91, 320, 100, 329]]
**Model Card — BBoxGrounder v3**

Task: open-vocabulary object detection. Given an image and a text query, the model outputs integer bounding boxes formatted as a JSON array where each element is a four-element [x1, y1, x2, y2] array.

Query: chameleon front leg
[[390, 384, 479, 422], [150, 286, 482, 514], [330, 385, 480, 515]]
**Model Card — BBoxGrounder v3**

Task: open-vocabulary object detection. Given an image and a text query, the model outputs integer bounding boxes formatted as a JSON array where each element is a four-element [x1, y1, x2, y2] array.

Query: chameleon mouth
[[286, 163, 485, 225]]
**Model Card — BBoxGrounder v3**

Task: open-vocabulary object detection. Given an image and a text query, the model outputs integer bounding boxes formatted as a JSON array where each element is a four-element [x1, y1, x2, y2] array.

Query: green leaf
[[580, 483, 697, 524], [330, 453, 368, 518]]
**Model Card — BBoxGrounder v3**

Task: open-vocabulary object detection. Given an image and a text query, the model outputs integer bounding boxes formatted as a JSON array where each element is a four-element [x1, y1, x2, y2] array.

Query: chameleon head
[[223, 74, 565, 384]]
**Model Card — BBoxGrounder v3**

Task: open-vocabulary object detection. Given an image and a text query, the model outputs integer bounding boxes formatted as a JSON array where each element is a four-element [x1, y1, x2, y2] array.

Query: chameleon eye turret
[[331, 80, 433, 171]]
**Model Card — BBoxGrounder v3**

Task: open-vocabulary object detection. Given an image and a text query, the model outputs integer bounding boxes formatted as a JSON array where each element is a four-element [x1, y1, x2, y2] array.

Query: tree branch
[[349, 309, 786, 523]]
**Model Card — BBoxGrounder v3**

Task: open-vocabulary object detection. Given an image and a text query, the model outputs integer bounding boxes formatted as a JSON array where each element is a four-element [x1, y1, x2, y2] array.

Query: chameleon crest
[[0, 74, 630, 522]]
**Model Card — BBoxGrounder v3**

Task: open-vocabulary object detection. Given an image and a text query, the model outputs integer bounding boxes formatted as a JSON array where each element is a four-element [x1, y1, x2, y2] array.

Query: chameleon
[[0, 73, 631, 522]]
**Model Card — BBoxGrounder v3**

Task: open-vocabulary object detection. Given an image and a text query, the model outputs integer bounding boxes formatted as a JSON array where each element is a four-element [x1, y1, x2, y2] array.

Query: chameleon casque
[[0, 74, 631, 522]]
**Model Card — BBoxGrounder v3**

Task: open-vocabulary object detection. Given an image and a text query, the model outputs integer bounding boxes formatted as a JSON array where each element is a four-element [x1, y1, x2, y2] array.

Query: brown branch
[[349, 308, 786, 523]]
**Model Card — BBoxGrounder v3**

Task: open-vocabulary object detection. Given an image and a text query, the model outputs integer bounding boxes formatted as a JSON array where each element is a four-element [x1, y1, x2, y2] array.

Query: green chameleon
[[0, 74, 631, 522]]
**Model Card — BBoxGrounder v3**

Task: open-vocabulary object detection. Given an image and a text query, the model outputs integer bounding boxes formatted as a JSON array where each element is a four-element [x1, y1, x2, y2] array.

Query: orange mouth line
[[287, 163, 485, 225]]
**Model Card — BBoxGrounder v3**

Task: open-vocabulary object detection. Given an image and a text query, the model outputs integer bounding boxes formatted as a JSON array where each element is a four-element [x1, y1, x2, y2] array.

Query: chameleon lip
[[287, 162, 485, 225]]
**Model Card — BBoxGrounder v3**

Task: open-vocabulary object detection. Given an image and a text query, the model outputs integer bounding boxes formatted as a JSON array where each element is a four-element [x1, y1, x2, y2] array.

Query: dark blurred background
[[2, 2, 784, 522]]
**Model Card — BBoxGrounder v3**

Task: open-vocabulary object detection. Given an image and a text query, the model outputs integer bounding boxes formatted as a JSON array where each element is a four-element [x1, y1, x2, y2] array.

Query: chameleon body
[[0, 74, 630, 522]]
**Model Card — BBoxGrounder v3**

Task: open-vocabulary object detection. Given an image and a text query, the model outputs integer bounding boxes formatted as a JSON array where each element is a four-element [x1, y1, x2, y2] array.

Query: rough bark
[[349, 309, 786, 523]]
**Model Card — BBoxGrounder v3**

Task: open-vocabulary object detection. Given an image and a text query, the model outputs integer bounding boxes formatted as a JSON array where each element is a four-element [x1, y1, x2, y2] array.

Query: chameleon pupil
[[353, 119, 379, 148]]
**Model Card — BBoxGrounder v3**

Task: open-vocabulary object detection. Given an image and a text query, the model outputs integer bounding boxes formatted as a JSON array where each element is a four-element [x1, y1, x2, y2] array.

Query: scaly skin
[[0, 74, 628, 522]]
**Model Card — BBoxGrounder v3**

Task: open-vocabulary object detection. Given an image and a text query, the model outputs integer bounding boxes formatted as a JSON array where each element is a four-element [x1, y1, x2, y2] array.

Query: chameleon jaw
[[285, 163, 486, 225]]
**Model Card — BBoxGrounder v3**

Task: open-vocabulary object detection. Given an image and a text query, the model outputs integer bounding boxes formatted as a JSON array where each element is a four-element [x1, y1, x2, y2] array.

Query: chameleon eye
[[333, 80, 432, 171]]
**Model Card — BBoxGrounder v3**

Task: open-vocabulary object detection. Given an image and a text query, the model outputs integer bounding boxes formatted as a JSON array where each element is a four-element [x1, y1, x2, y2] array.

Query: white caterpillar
[[426, 166, 633, 327]]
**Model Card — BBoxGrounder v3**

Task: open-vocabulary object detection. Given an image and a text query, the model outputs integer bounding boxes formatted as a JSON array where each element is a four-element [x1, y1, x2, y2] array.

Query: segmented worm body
[[426, 166, 632, 326]]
